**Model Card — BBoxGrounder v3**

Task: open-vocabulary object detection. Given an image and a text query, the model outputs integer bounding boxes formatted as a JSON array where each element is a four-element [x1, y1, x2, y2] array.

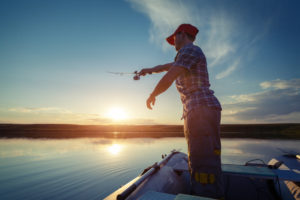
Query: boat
[[104, 150, 300, 200]]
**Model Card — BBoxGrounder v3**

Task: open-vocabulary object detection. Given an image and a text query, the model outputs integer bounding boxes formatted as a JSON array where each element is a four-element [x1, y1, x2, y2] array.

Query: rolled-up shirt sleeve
[[173, 48, 200, 70]]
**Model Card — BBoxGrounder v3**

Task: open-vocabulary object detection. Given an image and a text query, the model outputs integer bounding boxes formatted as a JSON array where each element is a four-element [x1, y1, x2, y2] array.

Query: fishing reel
[[133, 71, 140, 80]]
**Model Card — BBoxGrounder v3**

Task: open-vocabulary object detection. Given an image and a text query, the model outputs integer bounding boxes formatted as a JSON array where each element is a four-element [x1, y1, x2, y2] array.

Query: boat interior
[[104, 152, 300, 200]]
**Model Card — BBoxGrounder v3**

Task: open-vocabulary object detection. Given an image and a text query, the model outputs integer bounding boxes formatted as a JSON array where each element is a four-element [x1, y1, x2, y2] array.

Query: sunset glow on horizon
[[106, 107, 128, 122]]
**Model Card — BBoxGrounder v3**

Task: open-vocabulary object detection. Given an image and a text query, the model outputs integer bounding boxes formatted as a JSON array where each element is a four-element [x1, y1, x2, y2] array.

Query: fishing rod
[[107, 70, 141, 80]]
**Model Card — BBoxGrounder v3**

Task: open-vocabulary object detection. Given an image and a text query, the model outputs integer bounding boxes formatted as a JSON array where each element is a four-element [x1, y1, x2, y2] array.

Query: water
[[0, 137, 299, 200]]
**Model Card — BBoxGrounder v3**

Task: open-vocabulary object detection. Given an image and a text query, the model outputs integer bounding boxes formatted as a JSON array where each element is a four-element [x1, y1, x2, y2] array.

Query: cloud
[[128, 0, 275, 79], [216, 59, 240, 79], [127, 118, 158, 125], [260, 79, 300, 90], [1, 106, 160, 125], [8, 107, 71, 114], [201, 13, 237, 67], [128, 0, 194, 50], [128, 0, 236, 61], [222, 78, 300, 123], [3, 107, 111, 124]]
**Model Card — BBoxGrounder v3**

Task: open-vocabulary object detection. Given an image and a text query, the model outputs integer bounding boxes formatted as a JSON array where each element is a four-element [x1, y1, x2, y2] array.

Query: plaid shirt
[[173, 43, 222, 119]]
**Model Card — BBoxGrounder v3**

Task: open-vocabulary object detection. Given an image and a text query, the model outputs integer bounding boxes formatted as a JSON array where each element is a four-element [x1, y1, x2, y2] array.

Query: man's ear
[[182, 31, 187, 40], [180, 32, 186, 39]]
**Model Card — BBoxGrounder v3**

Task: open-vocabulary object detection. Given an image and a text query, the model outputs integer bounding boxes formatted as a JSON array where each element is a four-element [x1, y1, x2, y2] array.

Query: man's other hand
[[146, 95, 156, 110], [138, 68, 152, 76]]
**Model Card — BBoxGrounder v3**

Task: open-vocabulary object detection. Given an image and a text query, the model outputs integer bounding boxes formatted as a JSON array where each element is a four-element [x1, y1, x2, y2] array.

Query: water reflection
[[0, 138, 299, 200], [107, 144, 123, 155]]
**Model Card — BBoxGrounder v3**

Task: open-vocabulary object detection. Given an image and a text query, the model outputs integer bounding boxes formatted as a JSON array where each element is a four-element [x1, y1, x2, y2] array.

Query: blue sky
[[0, 0, 299, 125]]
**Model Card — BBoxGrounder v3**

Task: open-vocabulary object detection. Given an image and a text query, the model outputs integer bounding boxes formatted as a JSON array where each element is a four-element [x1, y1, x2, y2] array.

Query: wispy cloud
[[128, 0, 236, 61], [8, 107, 71, 114], [222, 78, 300, 123], [1, 106, 159, 125], [216, 59, 240, 79], [202, 13, 237, 68], [260, 79, 300, 90], [128, 0, 194, 51], [128, 0, 274, 79], [4, 107, 110, 124]]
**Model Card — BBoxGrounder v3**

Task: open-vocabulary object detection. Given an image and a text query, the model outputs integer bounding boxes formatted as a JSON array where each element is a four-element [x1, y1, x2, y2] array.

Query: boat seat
[[222, 164, 276, 180], [173, 162, 300, 181], [138, 191, 217, 200]]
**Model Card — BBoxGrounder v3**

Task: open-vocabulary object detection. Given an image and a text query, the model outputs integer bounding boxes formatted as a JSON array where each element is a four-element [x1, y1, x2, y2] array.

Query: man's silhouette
[[139, 24, 223, 198]]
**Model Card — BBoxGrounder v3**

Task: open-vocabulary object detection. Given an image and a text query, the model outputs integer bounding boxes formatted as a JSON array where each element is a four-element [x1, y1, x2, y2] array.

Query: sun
[[107, 107, 128, 121]]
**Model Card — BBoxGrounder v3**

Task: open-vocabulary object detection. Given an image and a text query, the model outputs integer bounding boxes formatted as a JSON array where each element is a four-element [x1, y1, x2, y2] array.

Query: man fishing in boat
[[138, 24, 224, 199]]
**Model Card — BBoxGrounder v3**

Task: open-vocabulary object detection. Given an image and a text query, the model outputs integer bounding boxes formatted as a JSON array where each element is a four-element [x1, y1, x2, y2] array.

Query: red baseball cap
[[166, 24, 199, 45]]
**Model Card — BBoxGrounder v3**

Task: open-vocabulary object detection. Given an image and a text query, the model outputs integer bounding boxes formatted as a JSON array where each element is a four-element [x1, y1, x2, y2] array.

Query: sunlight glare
[[107, 107, 127, 121], [107, 144, 122, 155]]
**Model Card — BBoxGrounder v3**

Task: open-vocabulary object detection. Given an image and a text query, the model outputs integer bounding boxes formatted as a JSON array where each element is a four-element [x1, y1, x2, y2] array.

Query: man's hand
[[138, 68, 152, 76], [145, 66, 186, 110], [146, 94, 156, 110]]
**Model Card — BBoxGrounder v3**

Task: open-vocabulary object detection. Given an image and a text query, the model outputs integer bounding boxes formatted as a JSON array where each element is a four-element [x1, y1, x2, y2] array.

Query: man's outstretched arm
[[147, 66, 187, 109], [139, 62, 174, 76]]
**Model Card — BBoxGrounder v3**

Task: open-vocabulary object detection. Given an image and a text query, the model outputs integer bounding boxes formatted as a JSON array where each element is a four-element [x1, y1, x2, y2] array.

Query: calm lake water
[[0, 137, 299, 200]]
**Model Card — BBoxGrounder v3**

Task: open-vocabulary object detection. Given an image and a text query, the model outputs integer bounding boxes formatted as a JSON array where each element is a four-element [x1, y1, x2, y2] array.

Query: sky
[[0, 0, 299, 125]]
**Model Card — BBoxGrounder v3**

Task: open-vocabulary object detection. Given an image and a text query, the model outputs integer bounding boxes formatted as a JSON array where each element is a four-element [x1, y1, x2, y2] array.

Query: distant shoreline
[[0, 123, 299, 139]]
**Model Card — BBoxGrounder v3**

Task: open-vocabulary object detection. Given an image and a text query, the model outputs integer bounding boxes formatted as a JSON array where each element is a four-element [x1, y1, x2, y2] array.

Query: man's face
[[174, 32, 184, 51]]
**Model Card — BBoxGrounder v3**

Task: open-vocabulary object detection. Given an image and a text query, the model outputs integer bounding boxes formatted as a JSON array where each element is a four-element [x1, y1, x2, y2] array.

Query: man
[[138, 24, 224, 199]]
